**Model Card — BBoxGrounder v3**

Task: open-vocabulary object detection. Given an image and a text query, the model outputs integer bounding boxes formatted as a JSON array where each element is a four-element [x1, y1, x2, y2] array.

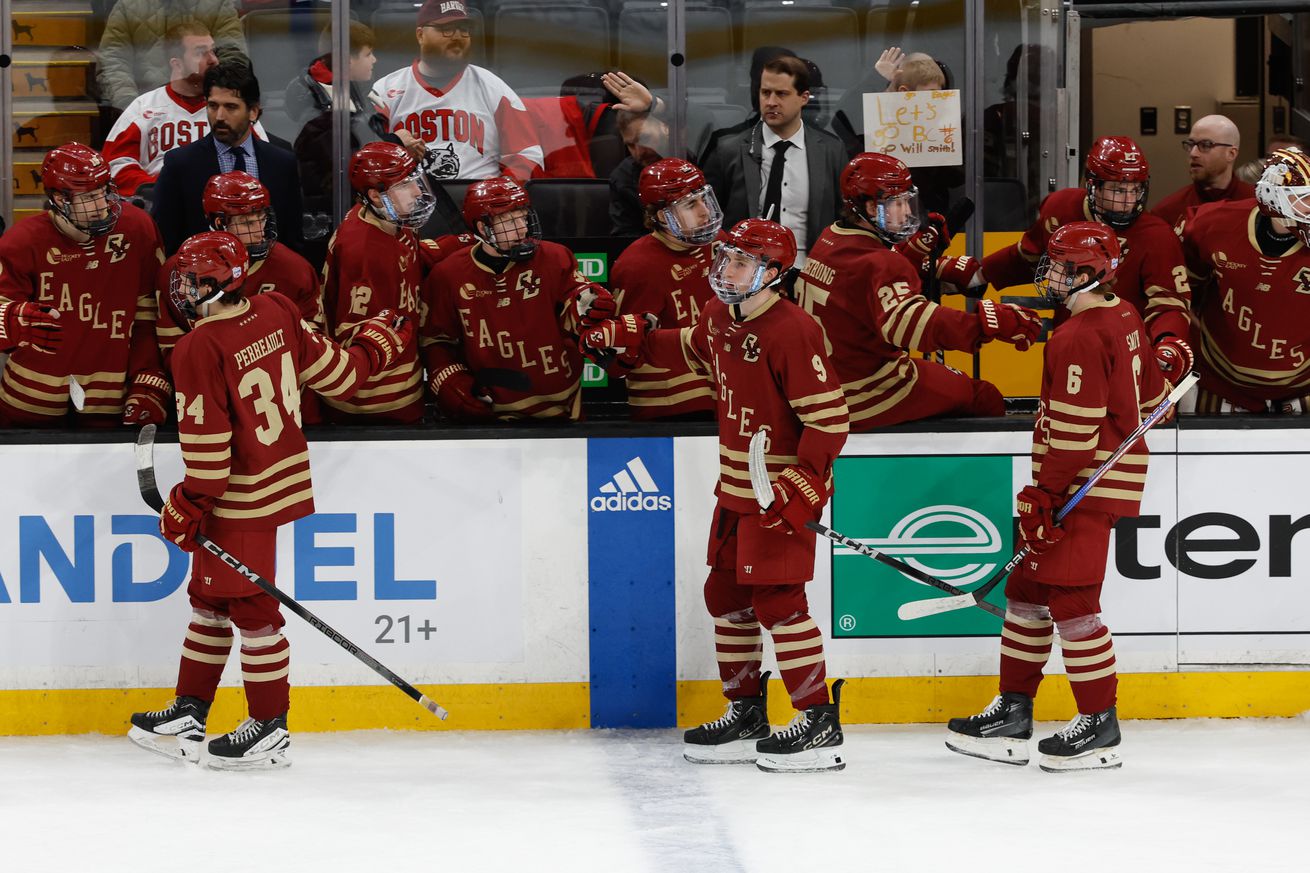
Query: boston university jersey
[[983, 187, 1191, 342], [171, 292, 382, 530], [370, 63, 543, 181], [1184, 201, 1310, 409], [157, 242, 323, 364], [422, 241, 590, 420], [1033, 295, 1167, 517], [647, 293, 849, 513], [0, 204, 164, 423], [611, 230, 720, 419], [796, 222, 986, 430], [102, 84, 268, 195]]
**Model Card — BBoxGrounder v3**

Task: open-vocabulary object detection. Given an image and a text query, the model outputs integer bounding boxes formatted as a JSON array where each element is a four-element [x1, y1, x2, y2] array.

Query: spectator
[[609, 110, 670, 237], [1152, 114, 1255, 236], [702, 55, 845, 266], [103, 21, 269, 202], [285, 21, 378, 128], [369, 0, 543, 181], [152, 62, 304, 256], [97, 0, 248, 112], [1235, 134, 1307, 185]]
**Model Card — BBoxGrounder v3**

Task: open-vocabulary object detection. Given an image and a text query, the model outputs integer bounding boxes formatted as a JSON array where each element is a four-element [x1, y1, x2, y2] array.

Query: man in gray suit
[[703, 55, 845, 266]]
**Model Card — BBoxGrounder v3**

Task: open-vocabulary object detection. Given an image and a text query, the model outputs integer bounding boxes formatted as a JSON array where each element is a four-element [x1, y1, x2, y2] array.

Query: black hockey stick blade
[[134, 425, 450, 720], [473, 367, 532, 393]]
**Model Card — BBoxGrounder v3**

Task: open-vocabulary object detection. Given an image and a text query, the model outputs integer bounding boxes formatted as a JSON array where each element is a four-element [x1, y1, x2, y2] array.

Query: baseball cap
[[418, 0, 469, 27]]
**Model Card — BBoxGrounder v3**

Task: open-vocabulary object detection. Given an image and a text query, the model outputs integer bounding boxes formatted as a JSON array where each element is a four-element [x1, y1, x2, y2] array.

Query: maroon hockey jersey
[[1151, 177, 1255, 238]]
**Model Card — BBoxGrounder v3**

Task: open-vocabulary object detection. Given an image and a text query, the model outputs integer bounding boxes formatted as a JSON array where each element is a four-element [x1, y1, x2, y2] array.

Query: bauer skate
[[755, 679, 845, 773], [683, 672, 770, 764], [946, 692, 1034, 765], [128, 696, 210, 763], [206, 713, 291, 771], [1037, 706, 1122, 773]]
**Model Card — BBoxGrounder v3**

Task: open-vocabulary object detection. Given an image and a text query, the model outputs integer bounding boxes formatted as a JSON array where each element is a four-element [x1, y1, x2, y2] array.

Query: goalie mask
[[1034, 221, 1121, 308], [41, 143, 122, 238], [349, 142, 437, 229], [1085, 136, 1150, 230], [168, 232, 249, 330], [638, 158, 723, 245], [1255, 146, 1310, 247], [203, 171, 277, 261], [708, 218, 797, 305], [463, 177, 541, 262], [840, 152, 921, 244]]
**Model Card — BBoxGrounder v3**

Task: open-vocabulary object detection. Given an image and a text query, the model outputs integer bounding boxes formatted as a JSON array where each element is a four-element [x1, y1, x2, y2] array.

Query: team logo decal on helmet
[[1034, 221, 1121, 308], [639, 158, 724, 245], [708, 218, 797, 305], [168, 232, 249, 330]]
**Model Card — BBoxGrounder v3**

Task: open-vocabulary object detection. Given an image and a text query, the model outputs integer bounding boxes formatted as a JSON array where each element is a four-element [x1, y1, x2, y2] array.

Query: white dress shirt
[[759, 120, 810, 265]]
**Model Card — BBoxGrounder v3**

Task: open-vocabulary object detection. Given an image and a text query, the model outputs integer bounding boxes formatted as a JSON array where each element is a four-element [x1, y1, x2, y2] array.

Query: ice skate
[[755, 679, 845, 773], [683, 672, 770, 764], [128, 696, 210, 763], [945, 692, 1034, 765], [206, 714, 291, 771], [1038, 706, 1122, 773]]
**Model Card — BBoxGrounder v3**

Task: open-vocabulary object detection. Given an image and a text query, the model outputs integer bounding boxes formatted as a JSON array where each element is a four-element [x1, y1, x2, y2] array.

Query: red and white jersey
[[797, 222, 985, 430], [422, 241, 592, 420], [0, 204, 164, 424], [172, 292, 380, 530], [370, 62, 543, 181], [1033, 295, 1166, 518], [983, 187, 1191, 342], [646, 292, 849, 514], [102, 84, 268, 195], [1184, 201, 1310, 409], [611, 230, 720, 419]]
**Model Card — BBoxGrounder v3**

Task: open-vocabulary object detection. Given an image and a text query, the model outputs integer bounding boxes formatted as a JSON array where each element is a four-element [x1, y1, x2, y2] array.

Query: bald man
[[1152, 114, 1255, 236]]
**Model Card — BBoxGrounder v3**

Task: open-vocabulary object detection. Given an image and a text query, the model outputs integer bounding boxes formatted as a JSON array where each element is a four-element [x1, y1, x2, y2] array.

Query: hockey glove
[[977, 300, 1042, 351], [760, 465, 826, 536], [160, 484, 206, 553], [122, 371, 172, 426], [580, 313, 657, 365], [429, 364, 495, 422], [351, 309, 414, 374], [936, 255, 987, 298], [899, 211, 951, 265], [575, 286, 617, 330], [1153, 336, 1193, 380], [0, 300, 62, 353], [1016, 485, 1066, 555]]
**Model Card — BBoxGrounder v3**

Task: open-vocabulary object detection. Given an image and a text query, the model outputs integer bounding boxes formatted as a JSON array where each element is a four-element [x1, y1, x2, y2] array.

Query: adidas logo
[[590, 457, 671, 512]]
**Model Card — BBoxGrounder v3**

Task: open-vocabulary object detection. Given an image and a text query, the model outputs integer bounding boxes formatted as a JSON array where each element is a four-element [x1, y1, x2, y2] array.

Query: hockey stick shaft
[[135, 425, 449, 720]]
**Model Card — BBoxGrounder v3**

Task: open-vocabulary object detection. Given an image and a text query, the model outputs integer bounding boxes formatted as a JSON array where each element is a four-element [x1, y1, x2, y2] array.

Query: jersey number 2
[[238, 352, 303, 446]]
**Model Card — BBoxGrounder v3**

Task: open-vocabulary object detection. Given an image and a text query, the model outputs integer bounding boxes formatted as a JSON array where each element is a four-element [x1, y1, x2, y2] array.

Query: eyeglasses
[[1181, 139, 1235, 153], [422, 22, 471, 37]]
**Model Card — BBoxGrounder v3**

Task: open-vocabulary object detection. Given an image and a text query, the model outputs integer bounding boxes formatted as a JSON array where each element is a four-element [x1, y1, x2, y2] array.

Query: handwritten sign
[[861, 89, 962, 168]]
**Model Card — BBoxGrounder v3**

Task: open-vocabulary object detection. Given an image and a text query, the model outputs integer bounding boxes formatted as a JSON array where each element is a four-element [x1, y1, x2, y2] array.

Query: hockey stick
[[134, 425, 450, 720], [897, 371, 1199, 621], [745, 430, 1005, 619]]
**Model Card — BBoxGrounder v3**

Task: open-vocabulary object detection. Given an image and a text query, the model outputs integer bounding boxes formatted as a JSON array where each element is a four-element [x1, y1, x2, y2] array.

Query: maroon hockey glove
[[899, 211, 950, 265], [977, 300, 1041, 351], [122, 371, 172, 426], [1154, 336, 1193, 380], [760, 465, 826, 536], [160, 483, 206, 553], [1016, 485, 1065, 555], [575, 286, 617, 330], [0, 300, 62, 353], [936, 255, 986, 297], [351, 309, 414, 374], [580, 313, 657, 365], [429, 364, 495, 422]]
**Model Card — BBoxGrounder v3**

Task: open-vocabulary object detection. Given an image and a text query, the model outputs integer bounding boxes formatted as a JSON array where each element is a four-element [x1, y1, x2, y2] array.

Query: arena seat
[[983, 177, 1031, 232], [243, 8, 333, 106], [526, 178, 613, 239], [491, 3, 612, 97], [865, 2, 966, 92], [741, 5, 861, 93], [617, 4, 734, 100]]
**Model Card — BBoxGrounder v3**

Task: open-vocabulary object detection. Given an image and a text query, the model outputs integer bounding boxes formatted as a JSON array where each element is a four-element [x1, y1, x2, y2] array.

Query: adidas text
[[590, 493, 672, 512]]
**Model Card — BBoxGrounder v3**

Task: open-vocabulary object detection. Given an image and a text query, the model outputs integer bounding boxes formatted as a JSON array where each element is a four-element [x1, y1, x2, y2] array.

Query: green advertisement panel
[[831, 455, 1013, 637]]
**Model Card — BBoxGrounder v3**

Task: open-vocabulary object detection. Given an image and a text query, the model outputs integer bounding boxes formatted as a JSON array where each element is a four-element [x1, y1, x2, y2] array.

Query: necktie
[[761, 140, 791, 223], [231, 146, 247, 173]]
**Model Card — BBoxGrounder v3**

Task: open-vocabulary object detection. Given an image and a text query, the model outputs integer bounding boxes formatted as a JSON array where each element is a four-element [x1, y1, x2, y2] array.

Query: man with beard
[[1152, 114, 1255, 237], [151, 62, 303, 256], [369, 0, 542, 181]]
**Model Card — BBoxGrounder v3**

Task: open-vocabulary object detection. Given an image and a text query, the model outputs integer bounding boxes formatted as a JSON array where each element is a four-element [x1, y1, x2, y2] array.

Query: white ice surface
[[2, 719, 1307, 873]]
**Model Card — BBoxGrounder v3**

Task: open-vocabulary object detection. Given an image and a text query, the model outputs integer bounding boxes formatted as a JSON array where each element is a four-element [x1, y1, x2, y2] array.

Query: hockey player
[[587, 219, 850, 772], [796, 152, 1042, 428], [320, 142, 439, 424], [128, 231, 413, 769], [981, 136, 1192, 371], [946, 222, 1181, 773], [0, 143, 167, 427], [609, 157, 723, 419], [157, 172, 322, 364], [1182, 147, 1310, 413], [422, 176, 617, 422]]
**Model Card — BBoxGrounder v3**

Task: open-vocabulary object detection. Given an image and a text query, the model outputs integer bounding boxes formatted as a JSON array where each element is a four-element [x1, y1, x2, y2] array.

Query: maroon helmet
[[203, 171, 276, 259], [638, 158, 722, 244], [708, 218, 797, 304], [1084, 136, 1150, 228], [839, 152, 920, 243], [1034, 221, 1122, 306], [169, 232, 250, 330], [41, 143, 120, 237], [463, 177, 540, 261], [350, 142, 436, 228]]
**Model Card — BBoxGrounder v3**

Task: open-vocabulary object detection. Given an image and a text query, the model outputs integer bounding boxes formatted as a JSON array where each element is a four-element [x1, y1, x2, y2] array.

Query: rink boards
[[3, 425, 1310, 735]]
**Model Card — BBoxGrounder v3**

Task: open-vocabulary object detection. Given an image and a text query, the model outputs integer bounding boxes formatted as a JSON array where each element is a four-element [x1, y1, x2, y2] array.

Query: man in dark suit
[[703, 55, 845, 266], [153, 62, 303, 256]]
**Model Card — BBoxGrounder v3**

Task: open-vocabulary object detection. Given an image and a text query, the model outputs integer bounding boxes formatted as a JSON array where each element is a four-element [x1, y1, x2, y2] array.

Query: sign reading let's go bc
[[830, 455, 1013, 637]]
